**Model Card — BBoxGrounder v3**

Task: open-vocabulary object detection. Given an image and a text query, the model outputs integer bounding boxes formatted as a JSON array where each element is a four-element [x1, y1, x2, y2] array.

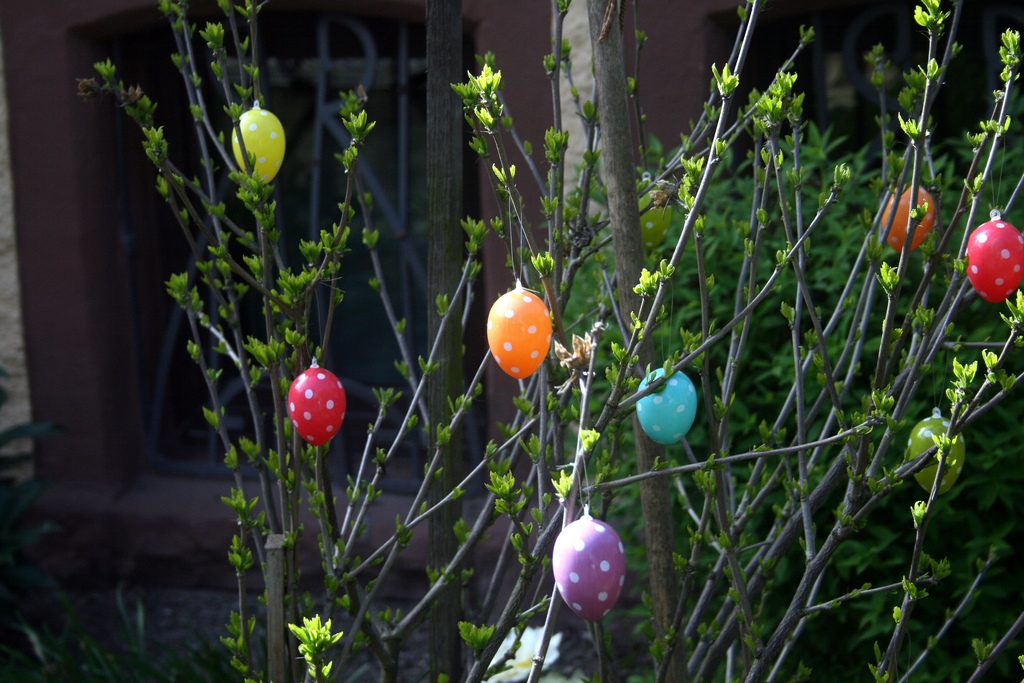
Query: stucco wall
[[561, 0, 593, 183], [0, 23, 33, 480]]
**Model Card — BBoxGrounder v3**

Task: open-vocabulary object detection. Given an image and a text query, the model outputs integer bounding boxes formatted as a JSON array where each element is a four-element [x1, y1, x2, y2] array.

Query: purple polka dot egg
[[552, 514, 626, 620]]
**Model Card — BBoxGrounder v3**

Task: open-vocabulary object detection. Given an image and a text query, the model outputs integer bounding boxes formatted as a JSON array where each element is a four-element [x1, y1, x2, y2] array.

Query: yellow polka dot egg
[[231, 105, 286, 182]]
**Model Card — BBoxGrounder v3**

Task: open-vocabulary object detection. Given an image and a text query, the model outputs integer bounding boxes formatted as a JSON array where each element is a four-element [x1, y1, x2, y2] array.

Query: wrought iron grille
[[746, 1, 1024, 153], [115, 14, 482, 491]]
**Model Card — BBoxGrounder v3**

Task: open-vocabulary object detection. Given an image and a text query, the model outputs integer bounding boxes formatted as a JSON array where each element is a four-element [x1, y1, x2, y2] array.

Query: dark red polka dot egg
[[966, 216, 1024, 303], [287, 365, 347, 446], [552, 515, 626, 620]]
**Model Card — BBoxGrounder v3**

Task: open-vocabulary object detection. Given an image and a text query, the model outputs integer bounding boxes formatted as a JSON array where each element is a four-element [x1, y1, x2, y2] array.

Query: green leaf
[[457, 621, 495, 654]]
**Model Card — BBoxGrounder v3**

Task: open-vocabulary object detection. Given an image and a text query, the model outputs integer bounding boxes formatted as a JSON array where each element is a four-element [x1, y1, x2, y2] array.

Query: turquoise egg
[[636, 368, 698, 445]]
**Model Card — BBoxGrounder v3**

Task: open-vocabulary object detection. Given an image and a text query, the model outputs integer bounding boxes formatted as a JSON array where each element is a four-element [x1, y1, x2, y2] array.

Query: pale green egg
[[904, 412, 965, 495], [639, 197, 673, 250]]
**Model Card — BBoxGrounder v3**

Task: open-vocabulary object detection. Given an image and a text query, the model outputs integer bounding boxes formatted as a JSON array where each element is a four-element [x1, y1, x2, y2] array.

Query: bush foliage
[[74, 0, 1024, 681]]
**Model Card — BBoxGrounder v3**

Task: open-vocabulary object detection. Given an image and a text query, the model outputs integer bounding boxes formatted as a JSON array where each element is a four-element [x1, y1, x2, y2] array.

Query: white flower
[[484, 626, 562, 682], [539, 672, 587, 683]]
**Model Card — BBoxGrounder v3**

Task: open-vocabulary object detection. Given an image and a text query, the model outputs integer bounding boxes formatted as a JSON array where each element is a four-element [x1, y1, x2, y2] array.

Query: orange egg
[[486, 287, 552, 379], [882, 188, 936, 252]]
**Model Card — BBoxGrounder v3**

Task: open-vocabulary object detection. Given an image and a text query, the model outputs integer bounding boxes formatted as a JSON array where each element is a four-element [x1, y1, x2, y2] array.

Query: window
[[745, 1, 1024, 152], [114, 13, 482, 489]]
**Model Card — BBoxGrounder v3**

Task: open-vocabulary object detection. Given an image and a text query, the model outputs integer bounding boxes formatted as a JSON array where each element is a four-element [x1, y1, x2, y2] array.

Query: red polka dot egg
[[552, 515, 626, 620], [287, 364, 346, 446], [486, 286, 552, 379], [231, 105, 286, 182], [966, 214, 1024, 303]]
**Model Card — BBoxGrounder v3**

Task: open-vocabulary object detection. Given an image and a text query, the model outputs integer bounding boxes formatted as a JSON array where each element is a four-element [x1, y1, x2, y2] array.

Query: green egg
[[904, 411, 965, 495], [639, 197, 673, 250]]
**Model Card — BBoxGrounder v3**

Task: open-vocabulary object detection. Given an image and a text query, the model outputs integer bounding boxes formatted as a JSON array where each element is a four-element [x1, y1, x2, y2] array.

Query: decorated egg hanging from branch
[[486, 286, 553, 379], [287, 362, 347, 446], [966, 212, 1024, 303], [639, 195, 673, 250], [636, 368, 698, 445], [231, 105, 286, 182], [882, 187, 935, 252], [552, 514, 626, 620], [904, 408, 965, 495]]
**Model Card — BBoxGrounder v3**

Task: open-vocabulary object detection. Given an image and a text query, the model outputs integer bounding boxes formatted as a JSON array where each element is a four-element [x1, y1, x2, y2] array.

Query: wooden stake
[[266, 533, 287, 683]]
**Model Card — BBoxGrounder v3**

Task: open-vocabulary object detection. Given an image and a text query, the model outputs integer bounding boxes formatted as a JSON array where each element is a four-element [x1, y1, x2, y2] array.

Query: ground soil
[[14, 585, 606, 681]]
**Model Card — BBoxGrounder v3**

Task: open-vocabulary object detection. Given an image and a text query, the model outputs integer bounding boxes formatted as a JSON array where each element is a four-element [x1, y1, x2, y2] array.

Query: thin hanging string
[[579, 455, 592, 516], [995, 133, 1007, 214], [665, 264, 675, 367], [505, 193, 518, 282], [507, 193, 530, 286], [579, 374, 593, 515], [518, 202, 526, 285], [312, 281, 324, 366], [577, 428, 593, 511], [930, 340, 942, 411]]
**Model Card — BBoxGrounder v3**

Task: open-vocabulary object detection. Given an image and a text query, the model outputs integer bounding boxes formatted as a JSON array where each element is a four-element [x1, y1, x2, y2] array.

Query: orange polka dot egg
[[487, 286, 552, 379], [882, 187, 935, 252], [231, 105, 286, 182]]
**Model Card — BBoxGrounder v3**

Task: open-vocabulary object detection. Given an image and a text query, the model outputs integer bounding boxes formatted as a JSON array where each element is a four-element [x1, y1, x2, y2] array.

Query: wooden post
[[426, 0, 464, 679], [266, 533, 287, 683]]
